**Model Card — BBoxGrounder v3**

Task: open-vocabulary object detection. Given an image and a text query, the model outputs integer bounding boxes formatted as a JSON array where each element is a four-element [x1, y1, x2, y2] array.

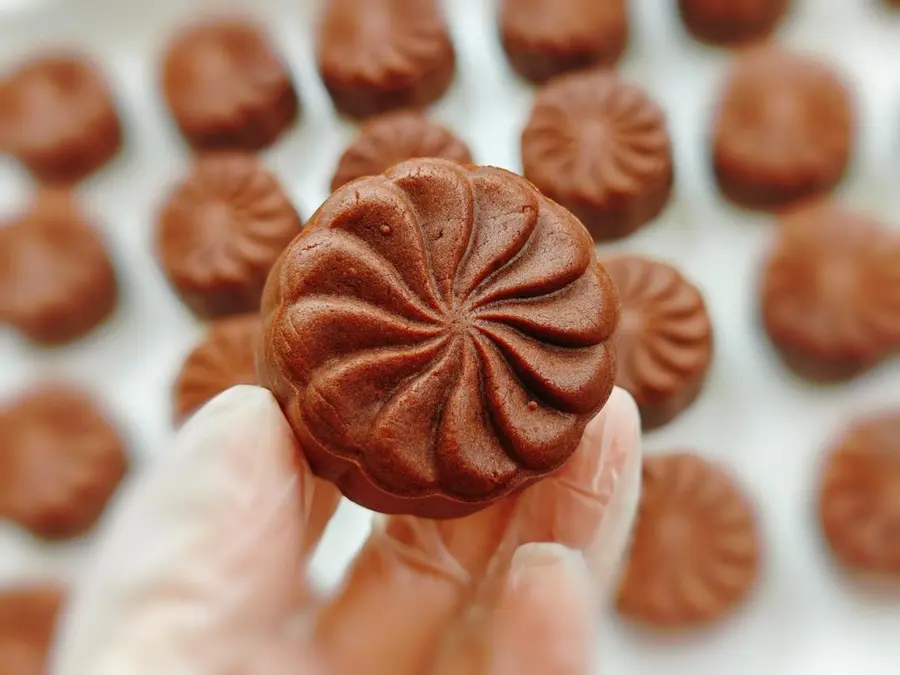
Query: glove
[[50, 384, 641, 675]]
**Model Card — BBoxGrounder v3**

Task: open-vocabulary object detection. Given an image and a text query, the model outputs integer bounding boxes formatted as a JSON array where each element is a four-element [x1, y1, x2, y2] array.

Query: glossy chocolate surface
[[522, 69, 673, 241], [155, 152, 303, 319], [604, 256, 713, 429], [259, 158, 619, 518]]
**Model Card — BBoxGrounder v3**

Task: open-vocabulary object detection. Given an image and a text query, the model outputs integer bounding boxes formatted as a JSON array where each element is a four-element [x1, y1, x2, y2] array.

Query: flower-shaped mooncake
[[616, 453, 761, 628], [818, 411, 900, 578], [259, 158, 619, 518]]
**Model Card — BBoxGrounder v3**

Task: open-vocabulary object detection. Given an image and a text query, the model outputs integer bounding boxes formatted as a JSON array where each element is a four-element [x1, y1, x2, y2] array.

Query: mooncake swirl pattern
[[156, 152, 303, 318], [522, 70, 673, 240], [330, 111, 472, 192], [818, 412, 900, 577], [260, 158, 619, 517], [604, 256, 712, 429], [761, 205, 900, 380], [617, 453, 760, 628]]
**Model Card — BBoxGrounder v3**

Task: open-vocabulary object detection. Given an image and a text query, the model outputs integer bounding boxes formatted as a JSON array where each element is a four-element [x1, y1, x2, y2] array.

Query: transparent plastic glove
[[50, 384, 641, 675]]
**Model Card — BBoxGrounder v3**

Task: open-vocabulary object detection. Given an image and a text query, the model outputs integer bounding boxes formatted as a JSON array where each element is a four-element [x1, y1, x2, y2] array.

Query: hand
[[50, 384, 641, 675]]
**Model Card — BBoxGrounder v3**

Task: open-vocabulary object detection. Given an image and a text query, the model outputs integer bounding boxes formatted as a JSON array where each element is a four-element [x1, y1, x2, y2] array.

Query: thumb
[[50, 386, 339, 675]]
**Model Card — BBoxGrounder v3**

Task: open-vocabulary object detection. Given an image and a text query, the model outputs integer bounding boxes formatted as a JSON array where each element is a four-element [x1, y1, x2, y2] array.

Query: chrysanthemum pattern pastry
[[317, 0, 456, 118], [761, 205, 900, 381], [522, 70, 673, 241], [260, 158, 619, 518], [617, 453, 760, 628], [330, 111, 472, 192], [818, 412, 900, 578], [156, 152, 303, 318], [604, 256, 712, 429]]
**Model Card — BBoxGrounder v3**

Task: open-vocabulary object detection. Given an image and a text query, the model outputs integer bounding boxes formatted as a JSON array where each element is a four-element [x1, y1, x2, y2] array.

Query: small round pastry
[[521, 69, 673, 241], [603, 256, 713, 429], [155, 152, 303, 319], [0, 54, 122, 183], [316, 0, 456, 119], [173, 314, 261, 425], [0, 585, 64, 675], [760, 204, 900, 382], [677, 0, 790, 46], [818, 411, 900, 579], [0, 191, 118, 346], [712, 48, 853, 211], [330, 111, 472, 192], [259, 158, 620, 518], [161, 19, 299, 151], [498, 0, 629, 84], [616, 453, 761, 628], [0, 385, 128, 540]]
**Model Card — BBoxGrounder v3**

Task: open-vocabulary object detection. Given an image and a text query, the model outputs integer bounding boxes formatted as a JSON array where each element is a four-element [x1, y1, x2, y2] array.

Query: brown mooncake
[[712, 47, 854, 211], [173, 313, 261, 425], [259, 157, 620, 518], [330, 110, 472, 192], [0, 190, 118, 346], [603, 256, 713, 430], [616, 453, 761, 628], [0, 54, 122, 183], [521, 69, 673, 241], [0, 385, 128, 540], [760, 204, 900, 382], [818, 411, 900, 579], [155, 152, 304, 319], [0, 585, 65, 675], [316, 0, 456, 119], [677, 0, 790, 46], [498, 0, 629, 84], [161, 19, 299, 151]]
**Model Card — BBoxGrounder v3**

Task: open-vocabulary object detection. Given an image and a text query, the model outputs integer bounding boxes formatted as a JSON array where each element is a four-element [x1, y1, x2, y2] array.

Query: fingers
[[314, 387, 641, 675], [489, 543, 598, 675], [504, 386, 643, 594], [52, 385, 340, 675], [311, 502, 517, 675]]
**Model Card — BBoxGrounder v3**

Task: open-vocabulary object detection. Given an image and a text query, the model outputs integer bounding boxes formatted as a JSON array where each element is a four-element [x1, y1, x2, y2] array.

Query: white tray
[[2, 1, 900, 673]]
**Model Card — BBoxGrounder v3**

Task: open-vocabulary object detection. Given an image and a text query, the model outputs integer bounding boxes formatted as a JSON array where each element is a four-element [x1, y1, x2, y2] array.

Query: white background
[[1, 0, 899, 673]]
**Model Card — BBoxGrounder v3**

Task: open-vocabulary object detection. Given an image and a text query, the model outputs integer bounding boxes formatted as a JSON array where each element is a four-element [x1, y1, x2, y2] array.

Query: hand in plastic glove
[[51, 384, 641, 675]]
